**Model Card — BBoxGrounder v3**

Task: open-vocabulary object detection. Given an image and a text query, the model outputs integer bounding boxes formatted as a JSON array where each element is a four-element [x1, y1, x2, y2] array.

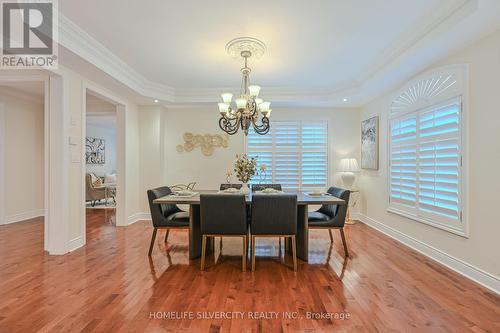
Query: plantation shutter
[[418, 103, 461, 222], [247, 121, 328, 191], [301, 122, 328, 190], [389, 99, 462, 225]]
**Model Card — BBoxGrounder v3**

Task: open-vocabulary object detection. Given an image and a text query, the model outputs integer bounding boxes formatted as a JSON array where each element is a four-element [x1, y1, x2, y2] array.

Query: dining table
[[153, 190, 346, 261]]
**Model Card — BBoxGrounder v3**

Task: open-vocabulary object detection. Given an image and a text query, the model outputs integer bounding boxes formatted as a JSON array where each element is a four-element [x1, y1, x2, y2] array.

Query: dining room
[[1, 1, 499, 332]]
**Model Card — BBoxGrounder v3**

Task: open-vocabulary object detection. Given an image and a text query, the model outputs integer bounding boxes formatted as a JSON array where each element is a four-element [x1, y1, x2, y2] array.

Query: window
[[389, 97, 463, 232], [246, 121, 328, 191]]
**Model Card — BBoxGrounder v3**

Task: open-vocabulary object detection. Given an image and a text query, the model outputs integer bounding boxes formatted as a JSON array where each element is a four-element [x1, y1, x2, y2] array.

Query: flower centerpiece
[[234, 154, 257, 193]]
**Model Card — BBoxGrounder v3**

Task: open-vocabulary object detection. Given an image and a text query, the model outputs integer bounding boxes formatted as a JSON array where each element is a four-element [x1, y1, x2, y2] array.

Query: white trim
[[0, 102, 4, 225], [3, 209, 46, 225], [67, 236, 84, 252], [355, 213, 500, 295], [127, 212, 151, 225]]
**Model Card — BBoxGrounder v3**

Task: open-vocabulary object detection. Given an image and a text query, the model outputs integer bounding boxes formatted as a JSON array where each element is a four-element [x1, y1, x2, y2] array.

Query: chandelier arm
[[219, 115, 240, 135], [253, 117, 269, 129]]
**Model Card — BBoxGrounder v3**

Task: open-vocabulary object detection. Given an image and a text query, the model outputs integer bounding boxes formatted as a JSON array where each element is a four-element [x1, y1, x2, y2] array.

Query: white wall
[[358, 28, 500, 280], [0, 91, 44, 224], [85, 123, 117, 176], [138, 106, 361, 212]]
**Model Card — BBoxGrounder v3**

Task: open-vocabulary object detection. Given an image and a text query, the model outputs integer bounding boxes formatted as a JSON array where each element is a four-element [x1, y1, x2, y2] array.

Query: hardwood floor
[[0, 209, 498, 332]]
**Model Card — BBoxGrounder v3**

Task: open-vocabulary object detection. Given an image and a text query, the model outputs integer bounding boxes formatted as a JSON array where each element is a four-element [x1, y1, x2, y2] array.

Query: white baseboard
[[67, 236, 84, 252], [127, 212, 151, 225], [353, 213, 500, 295], [2, 209, 46, 225]]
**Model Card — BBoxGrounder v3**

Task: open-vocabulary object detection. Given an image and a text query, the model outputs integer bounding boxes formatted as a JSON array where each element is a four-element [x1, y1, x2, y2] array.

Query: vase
[[241, 182, 250, 194]]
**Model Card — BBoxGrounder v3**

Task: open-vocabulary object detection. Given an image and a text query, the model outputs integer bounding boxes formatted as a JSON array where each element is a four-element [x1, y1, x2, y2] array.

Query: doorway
[[0, 80, 46, 248], [82, 86, 126, 245], [84, 92, 117, 228]]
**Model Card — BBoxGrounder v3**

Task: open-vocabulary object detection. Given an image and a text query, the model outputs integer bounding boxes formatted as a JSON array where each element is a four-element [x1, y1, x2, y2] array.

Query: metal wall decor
[[176, 132, 229, 156]]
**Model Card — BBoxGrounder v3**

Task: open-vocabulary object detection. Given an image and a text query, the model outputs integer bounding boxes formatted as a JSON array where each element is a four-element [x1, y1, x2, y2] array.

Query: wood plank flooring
[[0, 209, 498, 332]]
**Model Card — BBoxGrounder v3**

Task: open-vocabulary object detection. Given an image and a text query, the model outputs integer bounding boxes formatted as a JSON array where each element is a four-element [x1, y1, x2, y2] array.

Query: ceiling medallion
[[218, 37, 271, 136]]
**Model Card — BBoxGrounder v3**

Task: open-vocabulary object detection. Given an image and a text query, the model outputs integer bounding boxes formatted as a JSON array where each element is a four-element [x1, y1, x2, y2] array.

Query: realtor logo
[[1, 0, 58, 69]]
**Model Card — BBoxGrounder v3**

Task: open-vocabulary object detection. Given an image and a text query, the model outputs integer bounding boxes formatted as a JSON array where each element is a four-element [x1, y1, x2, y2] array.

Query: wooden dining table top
[[153, 190, 346, 205]]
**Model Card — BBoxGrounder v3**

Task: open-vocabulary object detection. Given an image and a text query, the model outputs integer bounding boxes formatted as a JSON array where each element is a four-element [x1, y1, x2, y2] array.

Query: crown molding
[[58, 14, 175, 101], [57, 1, 478, 107]]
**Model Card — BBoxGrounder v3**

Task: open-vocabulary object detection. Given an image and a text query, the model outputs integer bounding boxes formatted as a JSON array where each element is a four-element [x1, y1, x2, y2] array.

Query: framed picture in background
[[361, 116, 379, 170], [86, 137, 105, 164]]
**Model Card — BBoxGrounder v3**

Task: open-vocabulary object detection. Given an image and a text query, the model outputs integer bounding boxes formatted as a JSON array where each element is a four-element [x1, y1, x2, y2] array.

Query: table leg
[[189, 204, 202, 259], [296, 205, 308, 261]]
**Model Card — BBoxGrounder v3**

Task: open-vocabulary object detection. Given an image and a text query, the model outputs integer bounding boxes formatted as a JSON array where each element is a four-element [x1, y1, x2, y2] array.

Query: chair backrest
[[147, 186, 180, 227], [251, 184, 282, 192], [200, 194, 247, 235], [251, 194, 297, 235], [219, 183, 242, 190], [318, 187, 350, 223]]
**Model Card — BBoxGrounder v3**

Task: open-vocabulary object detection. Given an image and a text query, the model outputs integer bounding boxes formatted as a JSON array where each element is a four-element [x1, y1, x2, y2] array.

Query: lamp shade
[[338, 158, 360, 172], [218, 103, 229, 114], [221, 93, 233, 104], [248, 85, 261, 97], [235, 97, 247, 109]]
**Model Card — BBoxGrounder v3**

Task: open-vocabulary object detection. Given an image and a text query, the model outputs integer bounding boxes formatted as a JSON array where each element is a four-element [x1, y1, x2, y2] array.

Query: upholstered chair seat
[[307, 212, 332, 224], [164, 211, 190, 225]]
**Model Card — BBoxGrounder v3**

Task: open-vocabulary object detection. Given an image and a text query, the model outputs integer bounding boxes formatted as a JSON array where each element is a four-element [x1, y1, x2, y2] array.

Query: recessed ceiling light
[[154, 99, 159, 103], [343, 98, 348, 102]]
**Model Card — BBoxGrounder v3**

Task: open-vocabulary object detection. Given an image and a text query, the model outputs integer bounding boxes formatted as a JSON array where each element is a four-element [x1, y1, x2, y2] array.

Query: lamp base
[[341, 172, 356, 189]]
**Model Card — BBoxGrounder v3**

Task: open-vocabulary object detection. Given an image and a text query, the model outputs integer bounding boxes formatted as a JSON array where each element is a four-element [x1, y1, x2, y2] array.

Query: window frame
[[388, 95, 468, 236], [244, 120, 330, 192]]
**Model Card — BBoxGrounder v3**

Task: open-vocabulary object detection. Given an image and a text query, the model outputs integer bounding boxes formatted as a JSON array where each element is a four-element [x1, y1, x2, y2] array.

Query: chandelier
[[218, 37, 271, 136]]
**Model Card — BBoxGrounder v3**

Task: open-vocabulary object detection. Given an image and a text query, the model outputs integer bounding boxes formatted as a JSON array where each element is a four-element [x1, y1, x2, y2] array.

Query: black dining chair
[[250, 194, 298, 271], [147, 186, 189, 256], [219, 184, 243, 190], [200, 194, 248, 271], [308, 187, 350, 257], [251, 184, 282, 191]]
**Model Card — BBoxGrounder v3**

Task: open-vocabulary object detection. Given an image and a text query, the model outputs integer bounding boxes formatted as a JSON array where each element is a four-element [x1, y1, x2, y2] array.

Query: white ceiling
[[57, 0, 500, 107]]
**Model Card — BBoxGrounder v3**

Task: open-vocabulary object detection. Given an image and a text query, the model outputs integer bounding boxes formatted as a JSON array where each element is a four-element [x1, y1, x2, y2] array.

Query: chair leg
[[242, 235, 247, 272], [279, 237, 281, 249], [251, 236, 256, 272], [340, 228, 349, 257], [201, 235, 207, 271], [291, 235, 297, 272], [164, 229, 170, 243], [220, 237, 223, 250], [148, 228, 157, 256], [328, 229, 334, 243]]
